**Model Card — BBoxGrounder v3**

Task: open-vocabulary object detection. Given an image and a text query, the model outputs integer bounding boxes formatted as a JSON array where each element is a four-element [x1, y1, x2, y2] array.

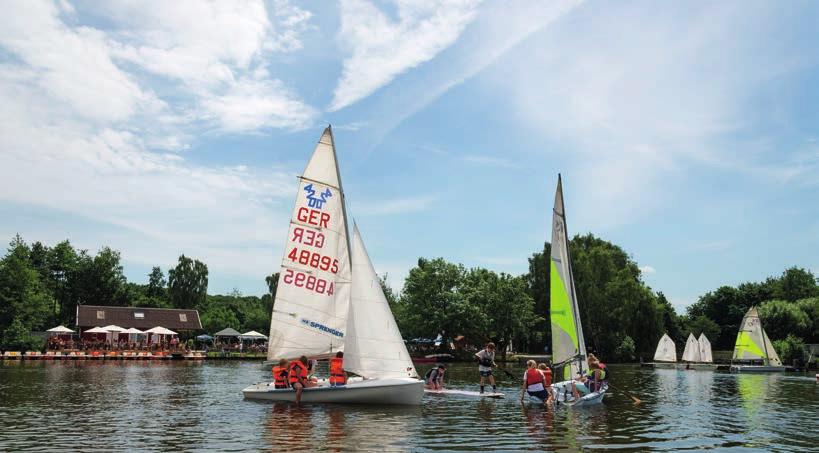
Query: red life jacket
[[525, 368, 545, 389], [329, 357, 346, 385], [288, 361, 307, 384], [540, 367, 552, 387], [272, 366, 288, 388]]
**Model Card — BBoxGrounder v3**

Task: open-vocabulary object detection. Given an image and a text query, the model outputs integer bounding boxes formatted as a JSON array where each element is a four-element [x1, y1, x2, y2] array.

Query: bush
[[772, 334, 807, 365], [1, 318, 45, 351], [613, 335, 636, 362]]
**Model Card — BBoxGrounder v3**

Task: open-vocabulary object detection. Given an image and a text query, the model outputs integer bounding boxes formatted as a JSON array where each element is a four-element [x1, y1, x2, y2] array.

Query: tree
[[683, 315, 721, 343], [657, 292, 684, 344], [522, 242, 551, 353], [795, 298, 819, 343], [758, 299, 811, 341], [0, 235, 52, 350], [168, 255, 208, 309], [200, 304, 239, 333], [146, 267, 167, 300], [262, 272, 279, 314], [774, 267, 818, 301]]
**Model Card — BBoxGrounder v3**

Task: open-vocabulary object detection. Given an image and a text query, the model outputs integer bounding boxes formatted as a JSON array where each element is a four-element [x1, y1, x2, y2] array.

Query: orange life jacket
[[540, 367, 552, 387], [329, 357, 346, 385], [272, 366, 288, 388], [525, 368, 544, 387], [288, 361, 307, 384]]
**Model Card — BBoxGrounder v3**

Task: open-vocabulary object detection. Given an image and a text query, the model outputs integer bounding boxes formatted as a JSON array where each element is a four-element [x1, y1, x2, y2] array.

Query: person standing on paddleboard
[[475, 342, 498, 394]]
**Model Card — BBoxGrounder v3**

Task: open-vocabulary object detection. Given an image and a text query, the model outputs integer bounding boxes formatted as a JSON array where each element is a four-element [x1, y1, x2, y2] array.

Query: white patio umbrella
[[239, 330, 268, 340], [46, 325, 74, 335], [123, 327, 144, 344], [144, 326, 177, 345], [84, 326, 110, 333], [101, 325, 126, 344]]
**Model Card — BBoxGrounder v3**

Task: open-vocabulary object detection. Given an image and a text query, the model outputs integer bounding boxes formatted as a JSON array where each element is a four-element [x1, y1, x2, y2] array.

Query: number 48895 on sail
[[282, 269, 335, 296]]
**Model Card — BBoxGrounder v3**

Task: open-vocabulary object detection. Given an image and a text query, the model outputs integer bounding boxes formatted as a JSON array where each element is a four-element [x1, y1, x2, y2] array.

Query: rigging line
[[271, 298, 349, 320]]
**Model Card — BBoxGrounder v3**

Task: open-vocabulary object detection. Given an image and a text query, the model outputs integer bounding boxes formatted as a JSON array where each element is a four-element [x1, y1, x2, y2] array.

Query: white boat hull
[[677, 363, 717, 370], [550, 380, 607, 406], [729, 365, 786, 373], [641, 361, 677, 369], [242, 377, 424, 405]]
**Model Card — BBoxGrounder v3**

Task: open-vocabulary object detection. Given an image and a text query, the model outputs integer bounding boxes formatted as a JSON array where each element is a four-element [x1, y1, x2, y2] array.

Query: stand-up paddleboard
[[424, 389, 504, 398]]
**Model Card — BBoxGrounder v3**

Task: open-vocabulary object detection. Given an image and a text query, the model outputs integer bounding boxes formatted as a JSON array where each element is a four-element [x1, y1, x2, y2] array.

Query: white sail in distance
[[653, 333, 676, 362], [550, 175, 587, 380], [733, 306, 782, 366], [267, 127, 352, 361], [698, 333, 713, 363], [682, 333, 702, 362], [344, 224, 417, 379]]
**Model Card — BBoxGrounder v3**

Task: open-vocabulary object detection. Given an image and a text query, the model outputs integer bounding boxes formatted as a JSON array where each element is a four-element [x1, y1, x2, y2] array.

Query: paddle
[[606, 382, 642, 404]]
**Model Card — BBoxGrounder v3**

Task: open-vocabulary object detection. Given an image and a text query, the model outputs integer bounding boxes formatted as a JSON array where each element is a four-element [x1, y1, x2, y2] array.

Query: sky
[[1, 0, 818, 312]]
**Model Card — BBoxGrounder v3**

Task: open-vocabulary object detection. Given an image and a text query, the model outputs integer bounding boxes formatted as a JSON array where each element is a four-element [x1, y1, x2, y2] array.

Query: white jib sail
[[682, 333, 702, 362], [267, 127, 352, 361], [344, 224, 418, 379], [698, 333, 713, 363], [654, 333, 677, 362]]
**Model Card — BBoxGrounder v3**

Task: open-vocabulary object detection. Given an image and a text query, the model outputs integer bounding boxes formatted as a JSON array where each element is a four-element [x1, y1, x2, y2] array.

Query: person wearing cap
[[424, 364, 446, 390], [475, 342, 498, 394]]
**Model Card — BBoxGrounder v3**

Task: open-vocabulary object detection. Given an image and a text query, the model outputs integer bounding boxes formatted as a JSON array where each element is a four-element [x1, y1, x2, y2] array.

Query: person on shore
[[272, 358, 289, 389], [329, 351, 347, 386], [475, 342, 498, 394], [424, 364, 446, 390], [289, 355, 315, 405], [521, 360, 552, 405]]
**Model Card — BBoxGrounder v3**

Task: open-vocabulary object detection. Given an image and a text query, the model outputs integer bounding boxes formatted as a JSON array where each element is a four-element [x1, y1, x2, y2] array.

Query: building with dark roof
[[76, 305, 202, 331]]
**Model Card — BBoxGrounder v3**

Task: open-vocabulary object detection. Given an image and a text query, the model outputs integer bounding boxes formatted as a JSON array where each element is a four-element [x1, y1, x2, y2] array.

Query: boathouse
[[76, 305, 202, 332]]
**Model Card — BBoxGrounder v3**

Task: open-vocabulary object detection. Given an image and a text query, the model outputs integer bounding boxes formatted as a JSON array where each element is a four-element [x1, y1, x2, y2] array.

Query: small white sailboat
[[730, 306, 785, 373], [698, 333, 714, 363], [642, 333, 677, 368], [242, 127, 423, 405], [678, 332, 717, 370], [547, 175, 607, 406]]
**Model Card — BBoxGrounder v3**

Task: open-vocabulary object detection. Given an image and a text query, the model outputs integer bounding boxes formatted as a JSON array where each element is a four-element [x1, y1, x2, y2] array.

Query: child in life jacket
[[271, 358, 289, 389], [329, 351, 347, 386], [521, 360, 552, 405]]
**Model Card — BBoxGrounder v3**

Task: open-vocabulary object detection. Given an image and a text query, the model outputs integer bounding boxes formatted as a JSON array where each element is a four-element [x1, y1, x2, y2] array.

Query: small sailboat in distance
[[548, 174, 607, 406], [242, 127, 423, 404], [730, 306, 785, 373], [642, 333, 677, 368], [698, 333, 713, 363], [679, 332, 717, 370]]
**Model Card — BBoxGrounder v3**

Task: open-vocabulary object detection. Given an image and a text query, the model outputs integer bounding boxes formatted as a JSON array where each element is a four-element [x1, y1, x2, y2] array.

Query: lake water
[[0, 361, 817, 452]]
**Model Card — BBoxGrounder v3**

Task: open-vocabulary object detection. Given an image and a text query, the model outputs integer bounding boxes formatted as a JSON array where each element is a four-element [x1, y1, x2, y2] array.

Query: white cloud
[[330, 0, 481, 111], [639, 266, 656, 275], [353, 195, 436, 216]]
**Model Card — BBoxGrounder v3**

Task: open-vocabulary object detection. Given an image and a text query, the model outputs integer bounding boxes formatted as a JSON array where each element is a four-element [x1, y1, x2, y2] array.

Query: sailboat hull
[[729, 365, 786, 373], [676, 363, 717, 370], [550, 380, 607, 406], [641, 361, 677, 369], [242, 377, 424, 405]]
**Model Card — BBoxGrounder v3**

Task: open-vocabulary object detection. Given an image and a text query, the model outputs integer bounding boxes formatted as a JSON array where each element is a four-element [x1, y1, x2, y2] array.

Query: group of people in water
[[272, 342, 607, 406], [423, 342, 608, 406]]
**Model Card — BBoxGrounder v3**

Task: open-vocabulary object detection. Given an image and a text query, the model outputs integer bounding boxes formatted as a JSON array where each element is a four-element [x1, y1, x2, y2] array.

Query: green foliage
[[168, 255, 208, 309], [198, 294, 269, 334], [772, 334, 807, 365], [657, 292, 685, 344], [613, 335, 636, 362], [0, 236, 53, 350], [146, 267, 167, 300], [758, 299, 811, 341], [795, 298, 819, 342], [2, 318, 44, 351], [199, 303, 240, 334], [522, 242, 551, 353], [684, 315, 721, 342], [773, 267, 818, 302]]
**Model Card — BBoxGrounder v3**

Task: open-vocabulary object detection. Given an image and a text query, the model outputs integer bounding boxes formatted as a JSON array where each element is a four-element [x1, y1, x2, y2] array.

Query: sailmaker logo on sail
[[301, 318, 344, 338], [304, 184, 332, 209]]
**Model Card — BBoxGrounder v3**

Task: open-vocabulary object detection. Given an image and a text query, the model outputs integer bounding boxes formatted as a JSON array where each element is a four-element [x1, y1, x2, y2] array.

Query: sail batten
[[267, 127, 352, 361], [550, 175, 587, 380]]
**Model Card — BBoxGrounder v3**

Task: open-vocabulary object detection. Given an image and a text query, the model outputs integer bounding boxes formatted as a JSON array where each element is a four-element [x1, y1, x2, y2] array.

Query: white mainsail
[[653, 333, 677, 362], [733, 306, 782, 366], [344, 224, 417, 379], [267, 127, 352, 361], [698, 333, 713, 363], [550, 174, 587, 380], [681, 333, 702, 362]]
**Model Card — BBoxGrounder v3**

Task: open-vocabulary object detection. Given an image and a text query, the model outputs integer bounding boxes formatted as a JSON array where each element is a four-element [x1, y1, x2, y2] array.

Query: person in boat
[[272, 358, 290, 389], [289, 355, 316, 404], [329, 351, 347, 386], [571, 360, 605, 398], [475, 342, 498, 394], [424, 364, 446, 390], [306, 358, 320, 384], [520, 360, 552, 405]]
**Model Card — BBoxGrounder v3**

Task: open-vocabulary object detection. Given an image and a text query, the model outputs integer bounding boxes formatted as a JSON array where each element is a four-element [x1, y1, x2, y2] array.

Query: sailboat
[[698, 333, 714, 364], [679, 332, 716, 370], [642, 333, 677, 368], [242, 127, 424, 405], [548, 174, 607, 406], [730, 306, 785, 373]]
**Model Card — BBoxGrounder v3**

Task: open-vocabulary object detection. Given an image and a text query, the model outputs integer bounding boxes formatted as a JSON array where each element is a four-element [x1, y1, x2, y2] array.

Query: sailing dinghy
[[642, 333, 677, 368], [547, 175, 607, 406], [730, 306, 785, 373], [242, 127, 423, 405], [679, 333, 716, 370]]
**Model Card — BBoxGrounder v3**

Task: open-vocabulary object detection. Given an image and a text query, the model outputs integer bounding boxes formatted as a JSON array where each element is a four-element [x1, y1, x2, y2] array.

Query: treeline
[[0, 235, 275, 350]]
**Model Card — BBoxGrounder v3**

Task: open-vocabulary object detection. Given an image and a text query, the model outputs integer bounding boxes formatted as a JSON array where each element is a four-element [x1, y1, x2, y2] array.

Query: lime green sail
[[549, 175, 587, 381], [733, 306, 782, 366]]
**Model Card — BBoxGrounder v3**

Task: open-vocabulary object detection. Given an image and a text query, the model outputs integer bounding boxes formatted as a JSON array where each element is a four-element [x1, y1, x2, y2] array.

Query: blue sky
[[2, 0, 818, 312]]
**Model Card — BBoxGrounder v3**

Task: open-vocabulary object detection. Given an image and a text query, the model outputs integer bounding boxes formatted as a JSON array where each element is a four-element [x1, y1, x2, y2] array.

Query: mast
[[756, 307, 771, 366], [558, 174, 587, 373], [327, 125, 352, 354]]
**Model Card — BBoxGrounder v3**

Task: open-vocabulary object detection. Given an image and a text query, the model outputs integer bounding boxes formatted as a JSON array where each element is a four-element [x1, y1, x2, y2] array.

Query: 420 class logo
[[304, 184, 332, 209]]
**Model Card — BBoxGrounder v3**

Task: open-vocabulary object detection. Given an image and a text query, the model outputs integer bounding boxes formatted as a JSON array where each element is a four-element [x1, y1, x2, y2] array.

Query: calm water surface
[[1, 361, 817, 452]]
